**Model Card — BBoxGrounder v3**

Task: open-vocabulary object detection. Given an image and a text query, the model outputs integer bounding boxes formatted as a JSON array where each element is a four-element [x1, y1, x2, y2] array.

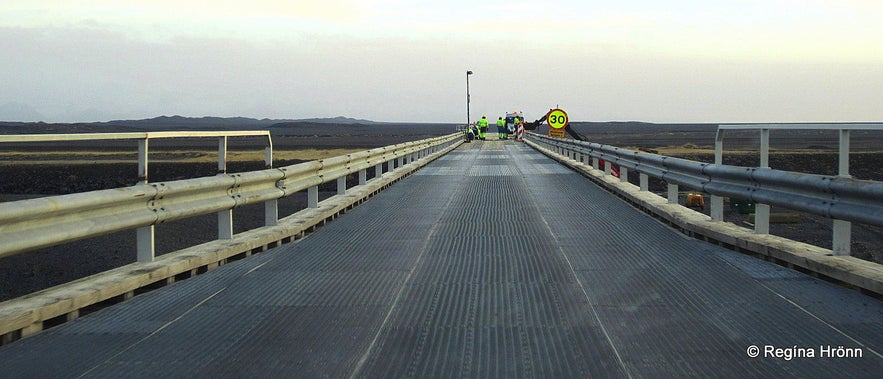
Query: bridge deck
[[2, 140, 881, 377]]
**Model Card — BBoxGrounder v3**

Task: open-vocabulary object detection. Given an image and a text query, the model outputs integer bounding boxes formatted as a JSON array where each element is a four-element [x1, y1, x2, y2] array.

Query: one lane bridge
[[1, 139, 881, 378]]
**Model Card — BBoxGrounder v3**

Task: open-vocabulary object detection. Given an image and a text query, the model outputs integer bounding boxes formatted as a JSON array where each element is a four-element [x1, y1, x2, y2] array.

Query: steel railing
[[0, 132, 462, 261], [0, 131, 275, 182], [525, 128, 883, 256]]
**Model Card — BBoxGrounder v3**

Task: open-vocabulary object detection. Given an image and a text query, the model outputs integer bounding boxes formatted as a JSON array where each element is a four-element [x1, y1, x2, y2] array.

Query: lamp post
[[466, 70, 473, 130]]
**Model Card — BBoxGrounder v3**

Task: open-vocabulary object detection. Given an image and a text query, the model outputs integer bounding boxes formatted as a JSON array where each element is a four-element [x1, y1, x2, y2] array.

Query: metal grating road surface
[[2, 140, 881, 378]]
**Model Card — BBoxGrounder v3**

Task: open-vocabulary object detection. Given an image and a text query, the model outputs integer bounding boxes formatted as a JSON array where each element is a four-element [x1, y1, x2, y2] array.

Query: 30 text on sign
[[547, 109, 568, 130]]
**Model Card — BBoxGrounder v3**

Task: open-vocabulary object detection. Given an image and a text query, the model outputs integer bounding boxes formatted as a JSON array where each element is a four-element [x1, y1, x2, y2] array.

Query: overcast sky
[[2, 0, 882, 123]]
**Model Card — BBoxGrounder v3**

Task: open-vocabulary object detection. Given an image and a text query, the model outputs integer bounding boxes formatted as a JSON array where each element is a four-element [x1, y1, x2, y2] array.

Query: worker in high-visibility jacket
[[477, 116, 488, 140], [496, 116, 506, 139]]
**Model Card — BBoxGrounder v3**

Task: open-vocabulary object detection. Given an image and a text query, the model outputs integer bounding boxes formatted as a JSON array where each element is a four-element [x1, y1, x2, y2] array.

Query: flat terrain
[[1, 121, 880, 301]]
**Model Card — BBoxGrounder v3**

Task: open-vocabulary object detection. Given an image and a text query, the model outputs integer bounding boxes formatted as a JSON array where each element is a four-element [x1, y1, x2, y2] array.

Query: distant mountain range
[[0, 114, 377, 126], [100, 115, 381, 128], [0, 115, 391, 134]]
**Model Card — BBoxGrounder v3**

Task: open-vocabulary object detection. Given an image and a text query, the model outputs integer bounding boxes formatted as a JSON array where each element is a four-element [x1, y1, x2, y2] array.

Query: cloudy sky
[[1, 0, 882, 123]]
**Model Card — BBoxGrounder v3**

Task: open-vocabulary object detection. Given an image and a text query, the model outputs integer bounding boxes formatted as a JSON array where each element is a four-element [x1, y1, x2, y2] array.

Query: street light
[[466, 70, 473, 130]]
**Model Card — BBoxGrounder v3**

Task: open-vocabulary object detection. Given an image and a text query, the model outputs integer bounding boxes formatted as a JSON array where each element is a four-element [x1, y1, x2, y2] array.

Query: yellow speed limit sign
[[547, 108, 568, 129]]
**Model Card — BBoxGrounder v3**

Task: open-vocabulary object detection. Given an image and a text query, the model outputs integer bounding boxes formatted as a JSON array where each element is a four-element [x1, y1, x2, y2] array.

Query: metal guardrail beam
[[1, 131, 275, 260], [714, 123, 883, 255], [0, 130, 274, 180], [526, 131, 883, 257], [0, 132, 462, 261], [717, 123, 883, 130]]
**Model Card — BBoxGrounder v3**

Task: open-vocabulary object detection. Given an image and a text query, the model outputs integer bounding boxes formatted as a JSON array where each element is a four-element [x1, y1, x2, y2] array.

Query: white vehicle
[[505, 111, 523, 133]]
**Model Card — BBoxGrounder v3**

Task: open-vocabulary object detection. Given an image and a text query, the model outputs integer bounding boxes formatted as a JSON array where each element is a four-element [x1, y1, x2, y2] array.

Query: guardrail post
[[712, 136, 724, 221], [754, 130, 770, 234], [620, 166, 628, 183], [359, 169, 367, 185], [711, 196, 724, 221], [592, 158, 599, 170], [833, 129, 852, 255], [219, 211, 233, 239], [309, 186, 319, 208], [265, 200, 278, 227], [218, 136, 227, 174], [264, 136, 278, 226], [337, 176, 346, 195], [759, 129, 769, 167], [137, 226, 155, 262], [754, 205, 770, 234], [838, 129, 850, 176], [604, 160, 612, 176], [136, 137, 154, 261], [639, 173, 649, 191], [217, 136, 233, 239], [264, 136, 277, 226], [138, 138, 149, 183], [375, 163, 382, 178], [668, 184, 678, 204], [833, 221, 851, 256]]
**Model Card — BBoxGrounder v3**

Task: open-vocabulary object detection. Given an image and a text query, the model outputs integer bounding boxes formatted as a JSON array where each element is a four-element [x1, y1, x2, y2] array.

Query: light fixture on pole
[[466, 70, 473, 130]]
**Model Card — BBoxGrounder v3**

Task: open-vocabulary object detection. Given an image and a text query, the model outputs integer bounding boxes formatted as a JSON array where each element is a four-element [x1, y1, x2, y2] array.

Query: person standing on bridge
[[496, 116, 506, 139], [477, 116, 489, 140]]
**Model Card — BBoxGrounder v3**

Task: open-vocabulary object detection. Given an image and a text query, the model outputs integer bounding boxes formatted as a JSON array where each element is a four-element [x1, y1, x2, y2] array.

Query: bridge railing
[[525, 128, 883, 257], [0, 132, 462, 262], [0, 131, 275, 181]]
